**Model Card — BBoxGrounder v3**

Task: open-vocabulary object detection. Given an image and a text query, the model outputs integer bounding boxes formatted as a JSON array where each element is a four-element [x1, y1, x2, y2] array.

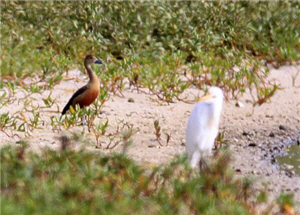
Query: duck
[[185, 87, 224, 169], [62, 55, 102, 115]]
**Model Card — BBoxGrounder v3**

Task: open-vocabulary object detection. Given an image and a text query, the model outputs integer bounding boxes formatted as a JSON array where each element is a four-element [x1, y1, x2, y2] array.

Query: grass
[[1, 1, 300, 103], [1, 142, 295, 214]]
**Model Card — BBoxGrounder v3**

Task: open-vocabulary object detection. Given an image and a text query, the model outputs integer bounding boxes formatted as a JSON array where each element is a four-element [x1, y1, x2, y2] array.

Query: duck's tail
[[62, 100, 72, 115]]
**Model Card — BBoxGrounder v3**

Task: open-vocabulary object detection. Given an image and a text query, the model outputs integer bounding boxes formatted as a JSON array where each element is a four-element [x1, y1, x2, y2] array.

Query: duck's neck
[[84, 62, 98, 83]]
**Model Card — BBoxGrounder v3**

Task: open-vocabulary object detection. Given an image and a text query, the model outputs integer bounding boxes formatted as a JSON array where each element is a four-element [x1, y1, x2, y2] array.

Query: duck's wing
[[62, 85, 88, 115]]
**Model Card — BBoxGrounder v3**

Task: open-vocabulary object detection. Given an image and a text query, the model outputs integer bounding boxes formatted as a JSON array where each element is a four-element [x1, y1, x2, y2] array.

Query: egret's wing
[[185, 102, 211, 156]]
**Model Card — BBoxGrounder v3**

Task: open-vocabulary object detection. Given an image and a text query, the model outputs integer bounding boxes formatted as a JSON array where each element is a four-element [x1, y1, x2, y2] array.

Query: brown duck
[[62, 55, 102, 115]]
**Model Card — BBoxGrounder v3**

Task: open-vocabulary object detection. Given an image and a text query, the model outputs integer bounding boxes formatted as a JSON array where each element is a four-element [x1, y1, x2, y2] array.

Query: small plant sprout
[[154, 120, 162, 146], [28, 110, 42, 129], [153, 120, 171, 147], [91, 119, 109, 148], [165, 133, 171, 147], [0, 91, 8, 108], [42, 93, 57, 109], [50, 115, 64, 132], [62, 104, 85, 129], [98, 119, 109, 135], [214, 131, 228, 150], [0, 112, 12, 130], [29, 85, 43, 94], [105, 121, 137, 150]]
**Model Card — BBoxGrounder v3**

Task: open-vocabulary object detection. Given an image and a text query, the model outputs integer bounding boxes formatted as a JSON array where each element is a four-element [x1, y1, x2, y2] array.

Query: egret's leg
[[200, 158, 212, 173], [199, 159, 203, 170], [199, 150, 212, 172], [213, 149, 220, 159], [190, 151, 201, 168], [208, 148, 213, 156]]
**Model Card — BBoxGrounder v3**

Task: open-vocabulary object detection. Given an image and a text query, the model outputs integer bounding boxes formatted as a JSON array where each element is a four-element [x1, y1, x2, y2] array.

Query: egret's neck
[[84, 63, 97, 83], [211, 101, 222, 123]]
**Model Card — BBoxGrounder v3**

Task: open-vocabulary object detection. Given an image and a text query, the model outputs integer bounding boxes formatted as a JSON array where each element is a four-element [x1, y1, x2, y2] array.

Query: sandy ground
[[1, 64, 300, 211]]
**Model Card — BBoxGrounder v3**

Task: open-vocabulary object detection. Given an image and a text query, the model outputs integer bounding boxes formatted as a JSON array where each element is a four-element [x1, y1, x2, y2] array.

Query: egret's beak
[[94, 59, 102, 64], [198, 94, 213, 102]]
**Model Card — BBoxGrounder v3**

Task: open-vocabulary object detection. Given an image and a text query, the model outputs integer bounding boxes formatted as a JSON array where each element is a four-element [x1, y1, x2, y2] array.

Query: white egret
[[185, 87, 224, 168]]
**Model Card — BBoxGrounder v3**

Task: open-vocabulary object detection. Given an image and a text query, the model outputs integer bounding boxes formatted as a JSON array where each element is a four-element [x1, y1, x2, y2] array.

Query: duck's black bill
[[94, 59, 102, 64]]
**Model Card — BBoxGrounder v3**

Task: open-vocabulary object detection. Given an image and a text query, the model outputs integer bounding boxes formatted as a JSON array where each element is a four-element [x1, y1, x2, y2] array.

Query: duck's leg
[[81, 115, 87, 126]]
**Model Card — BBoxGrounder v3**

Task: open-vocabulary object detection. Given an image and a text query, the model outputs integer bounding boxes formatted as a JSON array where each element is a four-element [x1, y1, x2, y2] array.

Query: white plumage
[[185, 87, 224, 168]]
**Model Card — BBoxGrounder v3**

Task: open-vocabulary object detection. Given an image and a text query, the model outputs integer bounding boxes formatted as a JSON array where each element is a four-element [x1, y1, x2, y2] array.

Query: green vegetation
[[1, 1, 300, 102], [1, 143, 295, 214], [1, 1, 299, 138]]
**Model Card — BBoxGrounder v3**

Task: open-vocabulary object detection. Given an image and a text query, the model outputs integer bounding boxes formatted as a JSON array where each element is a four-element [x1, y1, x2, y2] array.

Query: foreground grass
[[0, 143, 295, 214]]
